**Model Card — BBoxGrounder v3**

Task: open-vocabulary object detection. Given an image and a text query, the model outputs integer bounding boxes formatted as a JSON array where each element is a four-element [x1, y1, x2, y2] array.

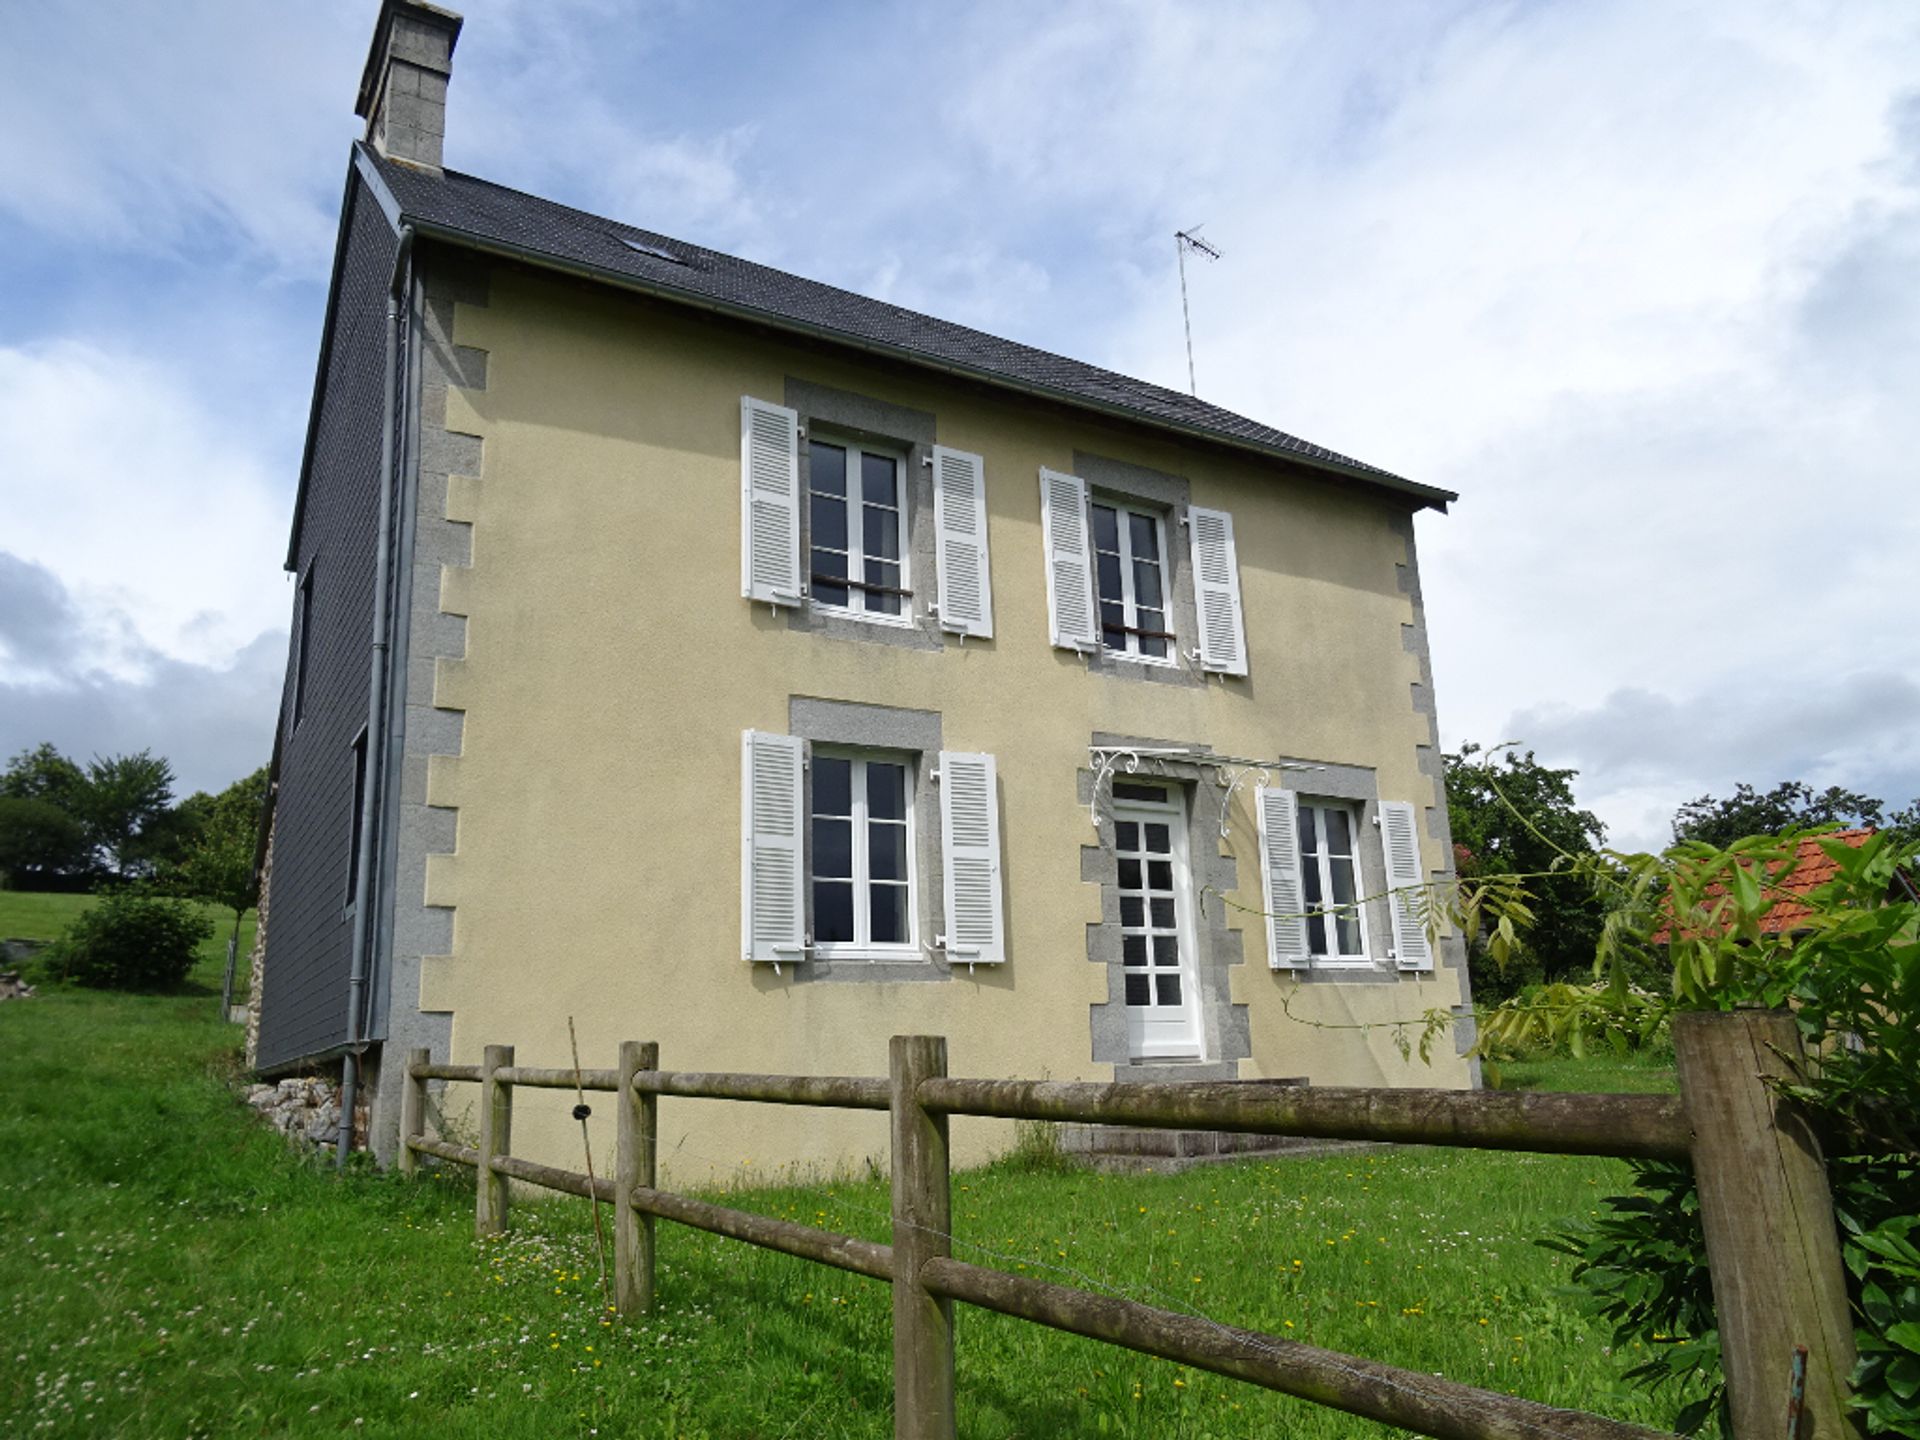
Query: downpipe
[[338, 223, 415, 1168]]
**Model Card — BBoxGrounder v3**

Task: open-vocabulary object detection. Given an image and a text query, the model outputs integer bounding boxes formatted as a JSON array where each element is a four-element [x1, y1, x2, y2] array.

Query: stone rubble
[[243, 1075, 367, 1151]]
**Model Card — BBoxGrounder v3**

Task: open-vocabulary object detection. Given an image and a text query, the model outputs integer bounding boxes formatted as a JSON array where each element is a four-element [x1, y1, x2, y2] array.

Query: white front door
[[1115, 790, 1201, 1059]]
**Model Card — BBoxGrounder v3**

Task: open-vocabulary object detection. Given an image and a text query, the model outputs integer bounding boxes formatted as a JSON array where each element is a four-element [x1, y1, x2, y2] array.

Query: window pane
[[866, 762, 907, 820], [1092, 504, 1119, 553], [811, 493, 847, 552], [1138, 632, 1167, 660], [1128, 511, 1158, 560], [1150, 897, 1175, 929], [1300, 807, 1321, 855], [861, 452, 897, 506], [1095, 551, 1123, 602], [814, 758, 852, 815], [815, 881, 854, 942], [869, 883, 907, 944], [1329, 856, 1357, 909], [1334, 913, 1362, 956], [865, 503, 900, 561], [1148, 859, 1172, 891], [1155, 973, 1182, 1006], [1324, 808, 1353, 857], [864, 560, 902, 615], [1153, 933, 1179, 966], [814, 579, 850, 608], [869, 822, 906, 881], [1114, 821, 1139, 851], [1120, 896, 1144, 928], [1306, 913, 1327, 955], [1133, 559, 1163, 610], [812, 818, 852, 879], [1136, 605, 1165, 636], [810, 442, 847, 497], [1301, 860, 1323, 906], [1125, 972, 1150, 1006], [1122, 933, 1148, 966], [1144, 823, 1171, 853], [1117, 857, 1141, 890]]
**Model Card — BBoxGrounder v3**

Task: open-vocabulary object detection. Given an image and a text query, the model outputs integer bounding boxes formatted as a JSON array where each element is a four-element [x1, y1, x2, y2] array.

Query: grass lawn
[[1493, 1049, 1678, 1095], [0, 898, 1679, 1439]]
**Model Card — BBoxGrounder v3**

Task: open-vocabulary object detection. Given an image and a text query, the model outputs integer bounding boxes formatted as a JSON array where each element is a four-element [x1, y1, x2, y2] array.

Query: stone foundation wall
[[243, 1074, 368, 1152]]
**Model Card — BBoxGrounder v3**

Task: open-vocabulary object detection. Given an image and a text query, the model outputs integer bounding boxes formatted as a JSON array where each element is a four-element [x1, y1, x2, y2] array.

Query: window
[[810, 438, 908, 621], [1112, 782, 1201, 1058], [1298, 801, 1368, 962], [345, 728, 368, 909], [293, 564, 315, 727], [810, 750, 916, 956], [1092, 502, 1171, 660]]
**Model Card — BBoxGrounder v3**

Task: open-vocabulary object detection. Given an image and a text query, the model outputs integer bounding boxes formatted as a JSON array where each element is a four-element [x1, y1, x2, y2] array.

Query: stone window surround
[[784, 379, 944, 653], [1083, 732, 1251, 1081], [786, 697, 955, 984], [1071, 452, 1206, 691], [1270, 759, 1402, 986]]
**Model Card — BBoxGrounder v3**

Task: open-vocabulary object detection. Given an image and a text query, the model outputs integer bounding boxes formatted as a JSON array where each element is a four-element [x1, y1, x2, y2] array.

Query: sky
[[1, 0, 1915, 849]]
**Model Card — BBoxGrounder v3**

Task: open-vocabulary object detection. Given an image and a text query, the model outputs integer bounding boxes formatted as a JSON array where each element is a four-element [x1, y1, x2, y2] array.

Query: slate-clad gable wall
[[255, 181, 397, 1072]]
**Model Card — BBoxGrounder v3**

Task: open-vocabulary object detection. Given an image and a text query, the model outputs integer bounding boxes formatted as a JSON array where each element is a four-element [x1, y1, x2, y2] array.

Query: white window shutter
[[1038, 469, 1098, 651], [740, 397, 802, 606], [740, 729, 806, 963], [1257, 786, 1310, 969], [1187, 505, 1248, 676], [1380, 800, 1433, 970], [931, 445, 993, 638], [939, 750, 1006, 963]]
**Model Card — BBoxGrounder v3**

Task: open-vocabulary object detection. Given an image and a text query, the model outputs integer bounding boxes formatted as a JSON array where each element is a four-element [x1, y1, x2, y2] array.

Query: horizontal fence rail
[[916, 1077, 1693, 1161], [399, 1019, 1857, 1440]]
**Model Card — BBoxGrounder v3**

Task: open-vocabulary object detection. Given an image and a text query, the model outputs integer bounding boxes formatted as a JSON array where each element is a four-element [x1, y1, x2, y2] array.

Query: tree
[[1672, 780, 1908, 848], [1, 743, 86, 810], [0, 797, 92, 887], [1444, 743, 1608, 1000], [164, 766, 269, 955], [76, 750, 177, 879]]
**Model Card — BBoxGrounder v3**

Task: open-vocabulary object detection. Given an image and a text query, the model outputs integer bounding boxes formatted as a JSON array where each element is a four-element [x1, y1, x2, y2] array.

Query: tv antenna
[[1175, 225, 1222, 396]]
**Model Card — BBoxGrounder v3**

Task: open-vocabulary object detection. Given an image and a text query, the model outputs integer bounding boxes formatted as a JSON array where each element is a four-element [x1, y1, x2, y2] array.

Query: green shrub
[[38, 892, 213, 991]]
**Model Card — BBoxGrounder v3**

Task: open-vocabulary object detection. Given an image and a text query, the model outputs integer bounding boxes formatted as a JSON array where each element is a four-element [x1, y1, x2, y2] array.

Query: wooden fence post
[[1673, 1010, 1858, 1439], [397, 1046, 429, 1177], [891, 1035, 955, 1440], [476, 1043, 514, 1238], [615, 1040, 659, 1316]]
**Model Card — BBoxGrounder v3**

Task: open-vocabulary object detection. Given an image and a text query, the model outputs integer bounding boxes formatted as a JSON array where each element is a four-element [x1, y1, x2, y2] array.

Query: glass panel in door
[[1115, 801, 1200, 1058]]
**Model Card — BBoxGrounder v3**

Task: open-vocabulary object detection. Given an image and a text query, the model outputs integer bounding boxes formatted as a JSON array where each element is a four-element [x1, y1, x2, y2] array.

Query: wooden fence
[[398, 1010, 1856, 1440]]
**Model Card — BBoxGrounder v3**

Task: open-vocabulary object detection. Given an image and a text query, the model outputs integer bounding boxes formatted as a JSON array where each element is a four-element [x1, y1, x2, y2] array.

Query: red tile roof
[[1656, 830, 1875, 941]]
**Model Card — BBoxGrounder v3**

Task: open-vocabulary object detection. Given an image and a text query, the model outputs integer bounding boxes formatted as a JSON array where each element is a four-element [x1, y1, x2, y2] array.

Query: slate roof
[[358, 145, 1452, 509]]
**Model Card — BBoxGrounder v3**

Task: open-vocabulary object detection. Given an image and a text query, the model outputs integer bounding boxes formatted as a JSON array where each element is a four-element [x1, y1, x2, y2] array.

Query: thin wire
[[567, 1015, 613, 1311]]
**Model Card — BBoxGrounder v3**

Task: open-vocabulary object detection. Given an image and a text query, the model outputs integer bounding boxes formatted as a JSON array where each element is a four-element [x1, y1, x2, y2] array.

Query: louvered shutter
[[939, 751, 1006, 963], [740, 730, 806, 963], [931, 446, 993, 638], [1380, 800, 1433, 970], [1257, 786, 1310, 969], [1187, 505, 1248, 676], [1038, 469, 1098, 651], [740, 397, 802, 606]]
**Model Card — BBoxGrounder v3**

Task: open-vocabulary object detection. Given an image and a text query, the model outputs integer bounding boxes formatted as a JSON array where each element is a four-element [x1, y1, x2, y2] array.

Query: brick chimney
[[355, 0, 463, 170]]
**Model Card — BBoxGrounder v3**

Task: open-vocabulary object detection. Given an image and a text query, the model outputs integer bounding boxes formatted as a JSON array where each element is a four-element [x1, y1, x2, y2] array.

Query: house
[[248, 0, 1475, 1179]]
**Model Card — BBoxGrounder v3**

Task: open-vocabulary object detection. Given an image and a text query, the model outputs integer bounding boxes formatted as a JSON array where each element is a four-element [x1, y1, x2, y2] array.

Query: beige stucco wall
[[411, 266, 1468, 1182]]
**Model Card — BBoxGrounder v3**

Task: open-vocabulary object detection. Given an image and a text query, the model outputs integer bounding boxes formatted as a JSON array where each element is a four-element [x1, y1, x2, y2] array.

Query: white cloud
[[0, 342, 291, 676], [0, 0, 364, 271]]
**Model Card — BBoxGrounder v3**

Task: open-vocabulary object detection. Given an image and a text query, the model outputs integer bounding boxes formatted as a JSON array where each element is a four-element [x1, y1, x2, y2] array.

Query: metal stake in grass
[[567, 1015, 612, 1312]]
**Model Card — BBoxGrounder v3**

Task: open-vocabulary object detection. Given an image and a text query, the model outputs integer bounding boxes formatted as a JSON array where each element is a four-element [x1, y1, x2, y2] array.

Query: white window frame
[[809, 747, 920, 962], [807, 434, 913, 629], [1111, 780, 1203, 1059], [1298, 799, 1373, 967], [1090, 498, 1176, 666]]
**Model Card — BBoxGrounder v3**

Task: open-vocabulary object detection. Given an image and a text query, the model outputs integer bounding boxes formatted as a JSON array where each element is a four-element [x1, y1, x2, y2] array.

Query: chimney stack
[[356, 0, 463, 171]]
